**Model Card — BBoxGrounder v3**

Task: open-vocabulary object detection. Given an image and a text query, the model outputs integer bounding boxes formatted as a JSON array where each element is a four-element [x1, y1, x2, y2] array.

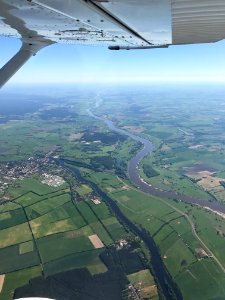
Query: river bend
[[87, 109, 225, 215]]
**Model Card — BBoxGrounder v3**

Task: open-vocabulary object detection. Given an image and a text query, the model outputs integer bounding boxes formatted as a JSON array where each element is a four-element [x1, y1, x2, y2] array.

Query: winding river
[[87, 109, 225, 215], [60, 107, 225, 300], [60, 162, 183, 300]]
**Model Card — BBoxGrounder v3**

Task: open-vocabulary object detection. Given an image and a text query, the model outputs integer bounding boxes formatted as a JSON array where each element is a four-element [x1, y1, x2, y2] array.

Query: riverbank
[[60, 160, 183, 300], [87, 109, 225, 215]]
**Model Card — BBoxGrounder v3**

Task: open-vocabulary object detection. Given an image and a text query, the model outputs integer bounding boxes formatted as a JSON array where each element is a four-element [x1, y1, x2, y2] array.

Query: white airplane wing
[[0, 0, 225, 87]]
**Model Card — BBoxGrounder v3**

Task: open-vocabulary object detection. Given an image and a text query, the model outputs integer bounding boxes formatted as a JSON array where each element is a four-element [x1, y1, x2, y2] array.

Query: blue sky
[[1, 36, 225, 84]]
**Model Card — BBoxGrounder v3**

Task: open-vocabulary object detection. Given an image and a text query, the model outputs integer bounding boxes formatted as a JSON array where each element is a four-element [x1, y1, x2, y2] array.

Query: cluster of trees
[[143, 164, 159, 178], [82, 131, 126, 145]]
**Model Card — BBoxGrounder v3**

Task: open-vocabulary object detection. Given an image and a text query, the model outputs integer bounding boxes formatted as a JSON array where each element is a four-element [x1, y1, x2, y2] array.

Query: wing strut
[[0, 41, 50, 88]]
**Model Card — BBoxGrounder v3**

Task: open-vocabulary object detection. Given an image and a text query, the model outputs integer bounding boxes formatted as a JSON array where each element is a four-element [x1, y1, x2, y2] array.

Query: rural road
[[89, 103, 225, 274]]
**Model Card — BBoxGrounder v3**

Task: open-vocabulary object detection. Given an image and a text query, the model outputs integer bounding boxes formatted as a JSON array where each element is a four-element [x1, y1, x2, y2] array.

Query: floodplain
[[0, 85, 225, 299]]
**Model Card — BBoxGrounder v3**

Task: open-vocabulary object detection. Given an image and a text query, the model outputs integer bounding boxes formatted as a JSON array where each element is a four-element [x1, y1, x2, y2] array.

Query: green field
[[0, 208, 26, 229], [25, 193, 71, 218], [37, 233, 94, 263], [29, 202, 86, 238], [76, 184, 92, 196], [0, 222, 32, 248], [91, 171, 225, 299], [19, 241, 34, 254], [0, 244, 40, 274], [1, 266, 42, 300], [8, 177, 67, 199], [0, 174, 132, 298], [44, 249, 107, 276]]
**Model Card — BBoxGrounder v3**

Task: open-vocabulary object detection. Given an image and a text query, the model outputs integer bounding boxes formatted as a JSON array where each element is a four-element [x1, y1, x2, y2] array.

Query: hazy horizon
[[1, 36, 225, 85]]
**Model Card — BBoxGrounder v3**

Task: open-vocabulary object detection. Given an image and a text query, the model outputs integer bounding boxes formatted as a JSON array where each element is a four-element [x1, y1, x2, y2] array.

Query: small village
[[0, 154, 63, 196]]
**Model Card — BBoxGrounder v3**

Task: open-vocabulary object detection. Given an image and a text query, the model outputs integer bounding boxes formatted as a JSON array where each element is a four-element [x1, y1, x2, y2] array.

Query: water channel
[[60, 162, 183, 300], [60, 108, 225, 300], [87, 109, 225, 215]]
